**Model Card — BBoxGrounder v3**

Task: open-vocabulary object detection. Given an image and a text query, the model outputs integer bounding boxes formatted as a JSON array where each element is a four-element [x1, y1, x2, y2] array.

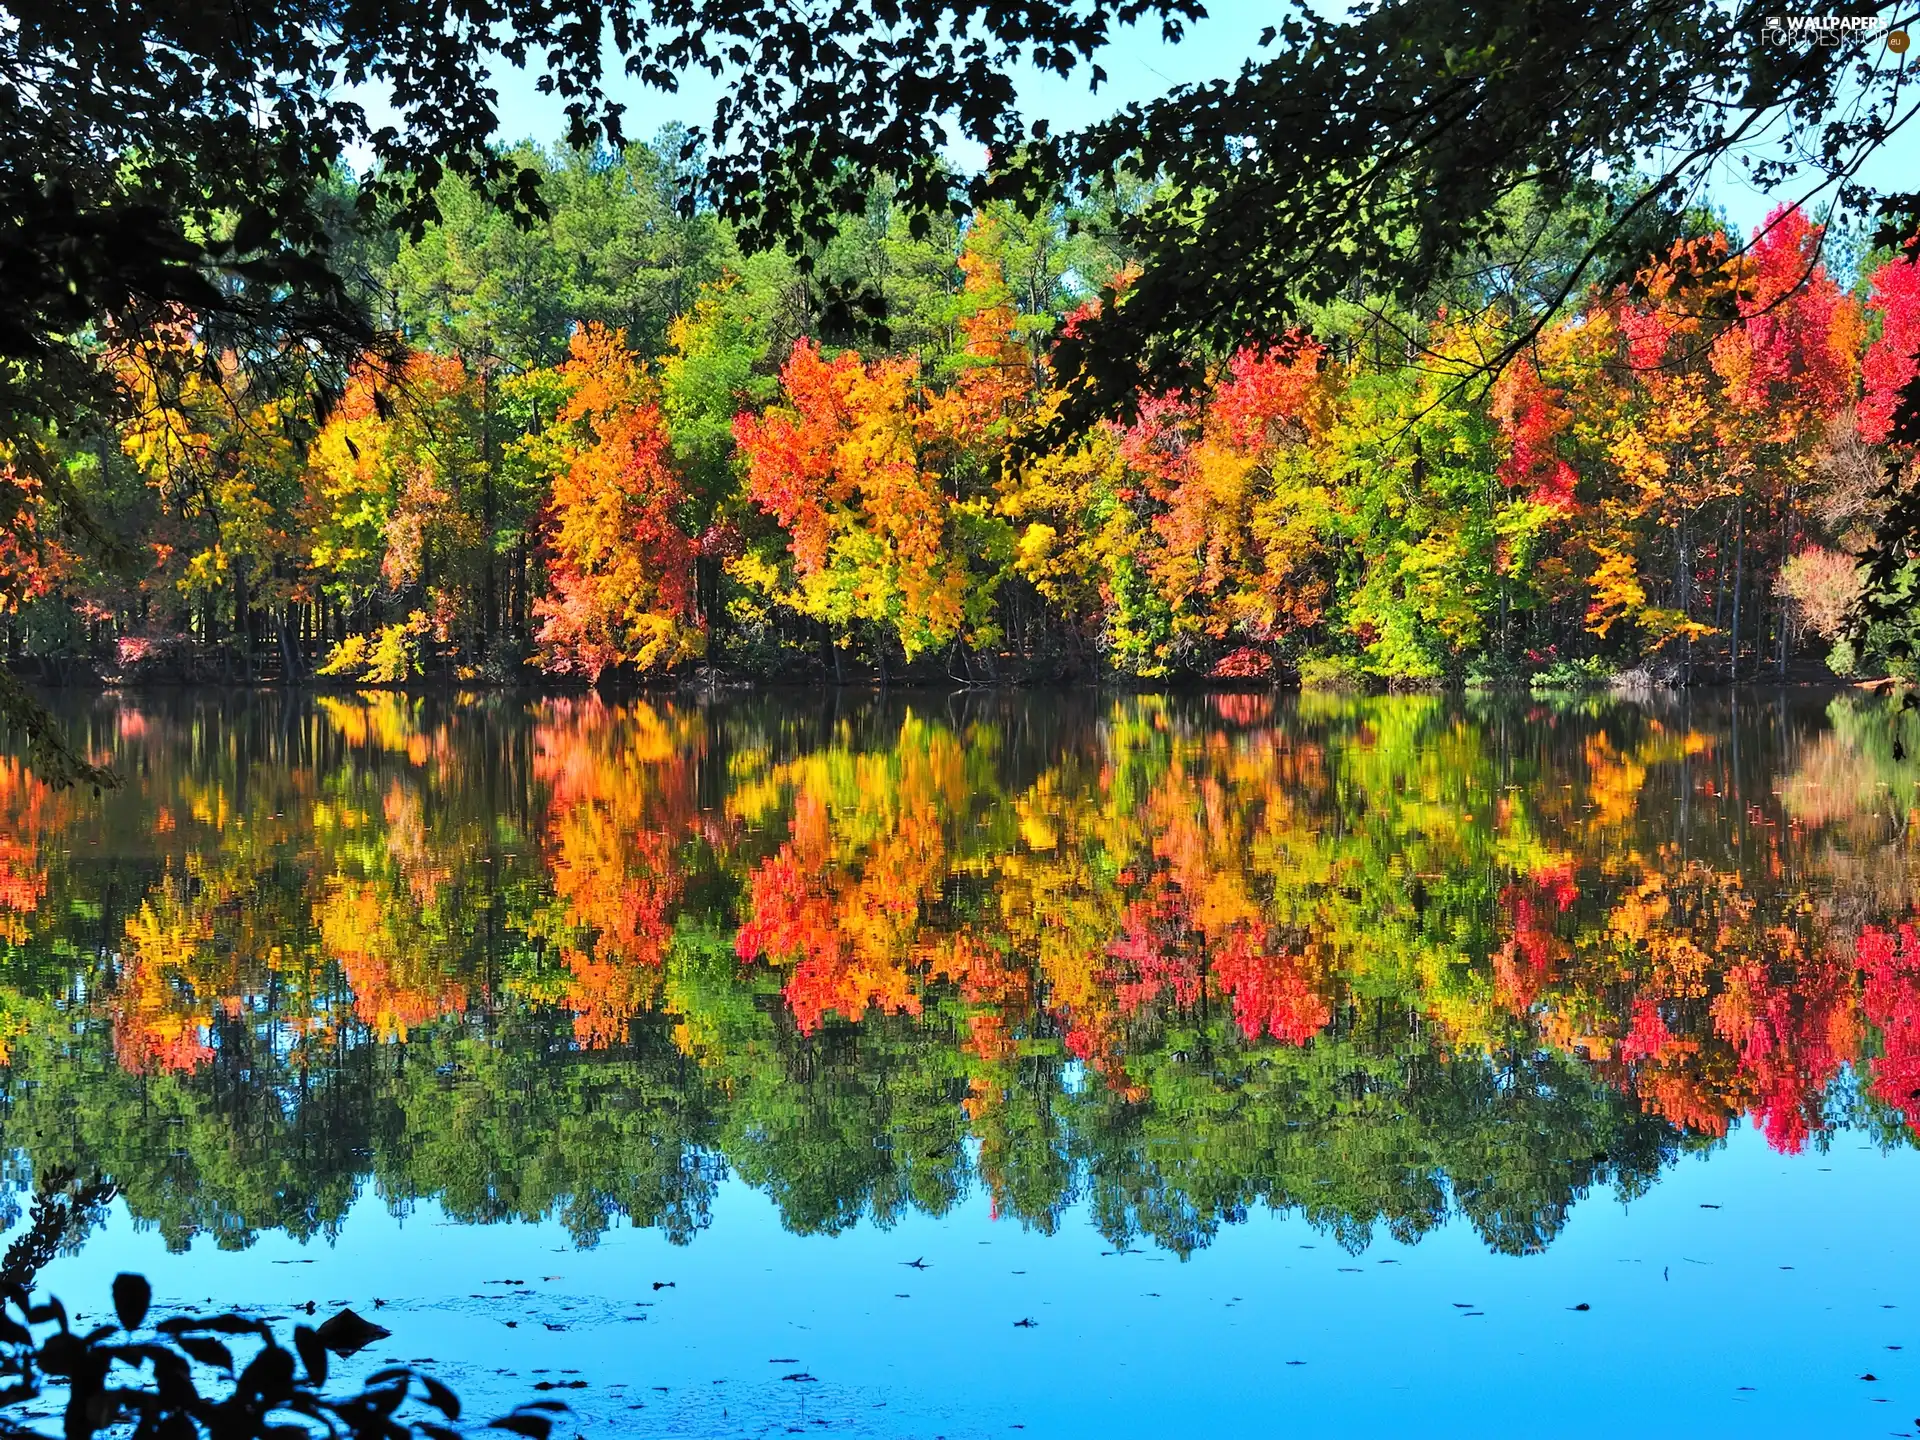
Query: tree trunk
[[480, 360, 497, 654], [1729, 498, 1744, 682], [278, 612, 301, 683]]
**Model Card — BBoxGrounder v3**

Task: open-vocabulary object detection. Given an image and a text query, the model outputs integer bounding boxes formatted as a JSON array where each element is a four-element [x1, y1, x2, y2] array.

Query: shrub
[[1297, 653, 1365, 690], [1776, 545, 1864, 641], [1529, 656, 1615, 693]]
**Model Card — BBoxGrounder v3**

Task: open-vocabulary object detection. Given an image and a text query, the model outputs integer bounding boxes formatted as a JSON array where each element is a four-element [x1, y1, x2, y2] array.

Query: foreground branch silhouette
[[0, 1268, 559, 1440]]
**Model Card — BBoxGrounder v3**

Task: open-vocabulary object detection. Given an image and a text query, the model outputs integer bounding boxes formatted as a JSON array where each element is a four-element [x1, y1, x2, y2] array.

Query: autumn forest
[[14, 0, 1920, 1431], [13, 142, 1920, 693]]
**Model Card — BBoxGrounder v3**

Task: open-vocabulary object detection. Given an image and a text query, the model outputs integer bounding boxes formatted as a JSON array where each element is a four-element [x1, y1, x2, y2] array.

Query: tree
[[4, 0, 1207, 451], [1024, 4, 1916, 442], [10, 2, 1920, 754], [1514, 209, 1866, 675], [522, 323, 704, 680], [303, 357, 481, 681], [732, 341, 979, 667], [4, 0, 1196, 774], [114, 330, 319, 673]]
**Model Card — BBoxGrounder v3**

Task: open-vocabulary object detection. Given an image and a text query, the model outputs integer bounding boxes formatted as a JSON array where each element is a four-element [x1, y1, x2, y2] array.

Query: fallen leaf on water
[[314, 1308, 391, 1357]]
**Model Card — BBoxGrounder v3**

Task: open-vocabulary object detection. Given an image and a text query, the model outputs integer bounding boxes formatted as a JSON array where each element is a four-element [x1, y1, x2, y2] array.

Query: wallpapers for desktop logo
[[1762, 12, 1909, 49]]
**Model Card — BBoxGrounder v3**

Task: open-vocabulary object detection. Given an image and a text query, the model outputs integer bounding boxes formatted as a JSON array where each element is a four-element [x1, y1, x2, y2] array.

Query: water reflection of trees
[[0, 689, 1917, 1259]]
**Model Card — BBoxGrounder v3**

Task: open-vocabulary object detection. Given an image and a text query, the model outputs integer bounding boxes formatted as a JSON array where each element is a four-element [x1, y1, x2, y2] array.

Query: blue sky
[[479, 0, 1273, 159], [469, 0, 1920, 253]]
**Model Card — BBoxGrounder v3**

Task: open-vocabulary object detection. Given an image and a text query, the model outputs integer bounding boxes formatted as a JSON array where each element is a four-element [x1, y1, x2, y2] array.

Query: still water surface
[[3, 689, 1920, 1436]]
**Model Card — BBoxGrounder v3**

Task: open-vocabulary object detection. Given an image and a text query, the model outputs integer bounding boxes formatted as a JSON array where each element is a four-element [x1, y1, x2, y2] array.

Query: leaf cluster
[[0, 1274, 561, 1440]]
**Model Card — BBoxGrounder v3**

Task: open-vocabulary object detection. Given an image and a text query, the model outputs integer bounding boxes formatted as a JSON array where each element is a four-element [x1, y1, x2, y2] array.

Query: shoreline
[[7, 665, 1889, 701]]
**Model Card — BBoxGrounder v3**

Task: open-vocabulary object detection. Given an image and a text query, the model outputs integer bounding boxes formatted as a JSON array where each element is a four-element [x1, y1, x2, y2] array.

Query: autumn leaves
[[18, 689, 1920, 1169], [61, 196, 1920, 686]]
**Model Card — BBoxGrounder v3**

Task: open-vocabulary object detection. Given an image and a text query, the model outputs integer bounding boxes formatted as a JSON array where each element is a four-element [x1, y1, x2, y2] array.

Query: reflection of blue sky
[[27, 1123, 1920, 1438]]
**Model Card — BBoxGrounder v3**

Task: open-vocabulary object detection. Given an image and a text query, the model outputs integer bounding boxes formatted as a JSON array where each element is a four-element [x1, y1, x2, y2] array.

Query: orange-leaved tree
[[523, 323, 704, 680], [732, 340, 976, 666], [1524, 208, 1862, 671]]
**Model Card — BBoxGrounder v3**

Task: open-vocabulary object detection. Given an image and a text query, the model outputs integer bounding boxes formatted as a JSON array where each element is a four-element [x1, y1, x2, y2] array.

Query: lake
[[3, 688, 1919, 1437]]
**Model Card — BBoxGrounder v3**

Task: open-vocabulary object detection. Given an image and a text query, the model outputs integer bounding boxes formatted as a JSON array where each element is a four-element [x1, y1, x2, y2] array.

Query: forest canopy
[[6, 152, 1917, 697]]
